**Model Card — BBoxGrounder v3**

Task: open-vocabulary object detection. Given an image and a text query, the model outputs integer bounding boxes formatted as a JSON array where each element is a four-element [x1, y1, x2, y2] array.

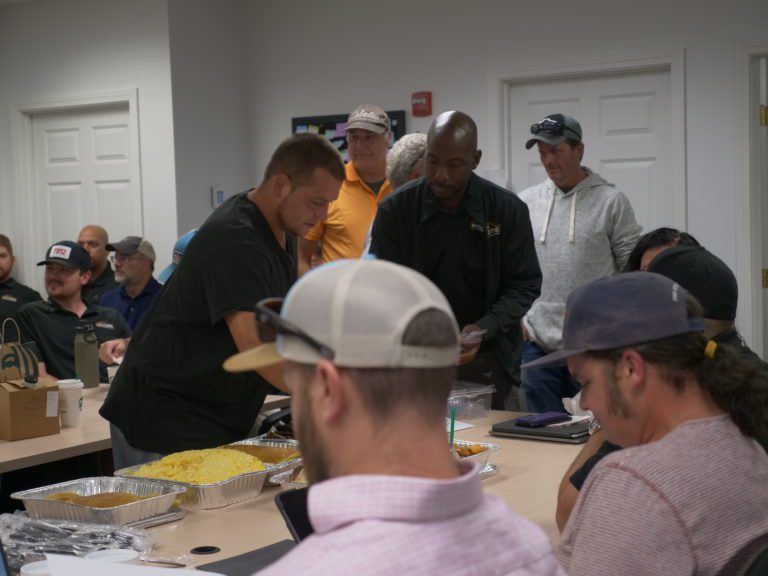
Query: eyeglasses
[[255, 297, 335, 360], [530, 115, 568, 137], [113, 253, 142, 263]]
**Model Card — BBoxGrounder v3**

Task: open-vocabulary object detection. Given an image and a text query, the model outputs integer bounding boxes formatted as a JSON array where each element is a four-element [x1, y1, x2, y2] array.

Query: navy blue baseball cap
[[525, 113, 583, 150], [523, 272, 705, 369], [37, 240, 91, 271]]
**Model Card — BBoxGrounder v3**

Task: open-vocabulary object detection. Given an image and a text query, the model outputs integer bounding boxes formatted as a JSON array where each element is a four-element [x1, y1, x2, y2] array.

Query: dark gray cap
[[523, 272, 704, 369], [525, 113, 583, 150]]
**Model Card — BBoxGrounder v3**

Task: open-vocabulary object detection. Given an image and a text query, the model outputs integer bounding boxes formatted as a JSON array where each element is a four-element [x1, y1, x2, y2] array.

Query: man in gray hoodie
[[519, 113, 641, 413]]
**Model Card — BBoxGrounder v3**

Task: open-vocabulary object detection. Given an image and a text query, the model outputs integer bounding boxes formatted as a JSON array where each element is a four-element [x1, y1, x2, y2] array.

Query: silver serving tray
[[11, 477, 185, 525], [452, 439, 500, 469], [115, 458, 277, 510], [225, 437, 302, 486]]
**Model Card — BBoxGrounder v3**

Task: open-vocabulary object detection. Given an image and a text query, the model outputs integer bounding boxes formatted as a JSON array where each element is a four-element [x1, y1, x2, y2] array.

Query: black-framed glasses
[[530, 115, 567, 136], [255, 297, 335, 360]]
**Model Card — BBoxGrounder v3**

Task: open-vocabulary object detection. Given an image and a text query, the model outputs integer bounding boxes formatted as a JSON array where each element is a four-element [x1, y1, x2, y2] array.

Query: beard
[[295, 389, 330, 485]]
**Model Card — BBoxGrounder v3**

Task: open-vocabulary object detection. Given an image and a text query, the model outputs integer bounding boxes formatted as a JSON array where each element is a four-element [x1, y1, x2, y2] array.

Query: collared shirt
[[256, 460, 566, 576], [305, 162, 392, 262], [0, 278, 42, 340], [99, 276, 163, 331], [82, 262, 118, 307], [15, 298, 131, 381]]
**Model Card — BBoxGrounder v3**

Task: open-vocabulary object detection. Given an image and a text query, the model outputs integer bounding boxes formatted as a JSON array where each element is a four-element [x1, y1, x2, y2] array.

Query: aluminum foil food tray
[[11, 476, 184, 524], [226, 437, 302, 485]]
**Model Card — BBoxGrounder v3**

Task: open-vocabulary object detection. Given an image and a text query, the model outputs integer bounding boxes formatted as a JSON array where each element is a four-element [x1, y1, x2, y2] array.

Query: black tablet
[[490, 417, 590, 444]]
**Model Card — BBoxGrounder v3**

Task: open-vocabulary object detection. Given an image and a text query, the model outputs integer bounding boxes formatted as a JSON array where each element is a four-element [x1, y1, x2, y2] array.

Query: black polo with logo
[[0, 278, 42, 339], [15, 299, 131, 381]]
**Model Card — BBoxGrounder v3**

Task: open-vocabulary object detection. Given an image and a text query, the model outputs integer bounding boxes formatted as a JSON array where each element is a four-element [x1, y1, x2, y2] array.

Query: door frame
[[735, 39, 768, 353], [11, 89, 143, 286], [485, 49, 686, 229]]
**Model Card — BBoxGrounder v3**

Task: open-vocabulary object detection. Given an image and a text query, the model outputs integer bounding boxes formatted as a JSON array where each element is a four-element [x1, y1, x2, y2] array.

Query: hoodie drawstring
[[539, 188, 578, 244]]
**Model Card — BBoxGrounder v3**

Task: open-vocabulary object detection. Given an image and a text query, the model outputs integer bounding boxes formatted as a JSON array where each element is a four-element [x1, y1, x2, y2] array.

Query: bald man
[[78, 225, 118, 306], [371, 111, 542, 410]]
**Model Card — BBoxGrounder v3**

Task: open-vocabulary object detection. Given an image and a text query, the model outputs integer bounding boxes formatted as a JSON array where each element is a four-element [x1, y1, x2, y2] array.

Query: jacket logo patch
[[95, 321, 114, 330], [470, 221, 502, 238], [1, 295, 17, 303]]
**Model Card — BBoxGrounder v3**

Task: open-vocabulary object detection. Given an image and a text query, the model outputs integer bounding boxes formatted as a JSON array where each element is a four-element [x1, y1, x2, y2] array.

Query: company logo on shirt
[[470, 221, 502, 238], [1, 295, 17, 303], [50, 245, 72, 259], [95, 321, 115, 331]]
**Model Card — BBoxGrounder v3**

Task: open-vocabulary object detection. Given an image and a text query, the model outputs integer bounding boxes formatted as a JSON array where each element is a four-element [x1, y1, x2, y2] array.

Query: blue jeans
[[521, 341, 581, 413]]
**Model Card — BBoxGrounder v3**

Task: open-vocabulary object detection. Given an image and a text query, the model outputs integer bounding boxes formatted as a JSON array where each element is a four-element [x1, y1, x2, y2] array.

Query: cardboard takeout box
[[0, 377, 60, 441]]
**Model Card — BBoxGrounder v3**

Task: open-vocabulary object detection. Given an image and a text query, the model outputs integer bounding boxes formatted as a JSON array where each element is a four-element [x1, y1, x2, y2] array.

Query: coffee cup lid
[[56, 379, 84, 389]]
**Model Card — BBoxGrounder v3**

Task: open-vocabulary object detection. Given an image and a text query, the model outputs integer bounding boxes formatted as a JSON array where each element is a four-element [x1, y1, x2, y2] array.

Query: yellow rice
[[134, 448, 266, 484]]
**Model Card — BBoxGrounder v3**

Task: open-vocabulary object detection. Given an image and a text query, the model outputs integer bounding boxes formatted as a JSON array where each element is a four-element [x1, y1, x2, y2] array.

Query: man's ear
[[272, 174, 292, 200], [622, 349, 646, 397], [79, 270, 92, 286], [472, 149, 482, 170], [314, 359, 346, 425]]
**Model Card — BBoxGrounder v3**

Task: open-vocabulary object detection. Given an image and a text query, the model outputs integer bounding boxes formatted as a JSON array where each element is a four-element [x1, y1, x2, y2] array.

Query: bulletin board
[[291, 110, 406, 162]]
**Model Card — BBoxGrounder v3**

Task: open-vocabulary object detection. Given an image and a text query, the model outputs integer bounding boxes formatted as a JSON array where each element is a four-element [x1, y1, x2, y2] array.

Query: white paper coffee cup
[[57, 379, 84, 427]]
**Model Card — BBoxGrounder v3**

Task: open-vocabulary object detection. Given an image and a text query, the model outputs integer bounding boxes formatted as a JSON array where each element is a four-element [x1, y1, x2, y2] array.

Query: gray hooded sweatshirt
[[519, 167, 641, 351]]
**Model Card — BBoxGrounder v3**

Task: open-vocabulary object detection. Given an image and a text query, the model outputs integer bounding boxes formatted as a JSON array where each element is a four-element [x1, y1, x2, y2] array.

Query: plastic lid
[[85, 549, 140, 563], [20, 561, 51, 575], [449, 381, 495, 399], [56, 379, 84, 389]]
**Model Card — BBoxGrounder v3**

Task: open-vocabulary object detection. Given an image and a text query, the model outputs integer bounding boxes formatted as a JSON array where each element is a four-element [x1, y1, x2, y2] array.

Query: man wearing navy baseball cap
[[544, 273, 768, 576], [15, 240, 130, 381]]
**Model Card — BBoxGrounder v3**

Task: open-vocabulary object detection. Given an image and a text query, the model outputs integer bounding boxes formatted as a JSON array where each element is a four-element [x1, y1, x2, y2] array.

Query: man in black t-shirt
[[78, 225, 118, 307], [0, 234, 42, 339], [99, 134, 345, 468], [15, 241, 130, 381]]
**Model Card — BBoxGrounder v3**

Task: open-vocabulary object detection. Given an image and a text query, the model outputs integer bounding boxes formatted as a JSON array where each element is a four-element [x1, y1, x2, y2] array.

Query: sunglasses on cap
[[530, 115, 570, 137], [255, 297, 335, 360]]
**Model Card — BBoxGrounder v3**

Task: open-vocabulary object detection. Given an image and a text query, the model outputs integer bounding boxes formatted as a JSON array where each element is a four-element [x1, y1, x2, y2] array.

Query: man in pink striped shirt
[[226, 259, 565, 576], [524, 272, 768, 575]]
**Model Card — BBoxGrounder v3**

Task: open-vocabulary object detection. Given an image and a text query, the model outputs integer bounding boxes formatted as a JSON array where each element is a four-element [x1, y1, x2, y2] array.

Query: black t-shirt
[[82, 264, 118, 307], [0, 278, 42, 340], [100, 192, 297, 454], [15, 299, 131, 382], [421, 202, 486, 330]]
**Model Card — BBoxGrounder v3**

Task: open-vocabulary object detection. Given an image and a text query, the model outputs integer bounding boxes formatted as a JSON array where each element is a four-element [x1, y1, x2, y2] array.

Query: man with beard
[[225, 259, 565, 576], [371, 110, 542, 410], [526, 273, 768, 576], [78, 225, 118, 306], [99, 236, 162, 330], [0, 234, 42, 332], [98, 134, 344, 469], [15, 240, 130, 381]]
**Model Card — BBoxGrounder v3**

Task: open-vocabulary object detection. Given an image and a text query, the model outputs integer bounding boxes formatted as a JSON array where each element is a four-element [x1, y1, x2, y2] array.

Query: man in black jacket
[[371, 111, 542, 409]]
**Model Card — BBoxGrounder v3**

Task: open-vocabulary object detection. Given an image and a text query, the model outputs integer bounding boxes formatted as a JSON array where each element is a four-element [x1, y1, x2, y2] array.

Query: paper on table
[[46, 554, 226, 576], [445, 418, 473, 432], [546, 414, 592, 428]]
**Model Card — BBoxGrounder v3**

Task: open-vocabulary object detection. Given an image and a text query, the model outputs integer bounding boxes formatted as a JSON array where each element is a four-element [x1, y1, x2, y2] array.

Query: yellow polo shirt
[[305, 162, 392, 262]]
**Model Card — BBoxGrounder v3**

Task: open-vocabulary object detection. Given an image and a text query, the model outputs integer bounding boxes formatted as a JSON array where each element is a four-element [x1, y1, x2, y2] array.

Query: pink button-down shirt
[[255, 460, 566, 575]]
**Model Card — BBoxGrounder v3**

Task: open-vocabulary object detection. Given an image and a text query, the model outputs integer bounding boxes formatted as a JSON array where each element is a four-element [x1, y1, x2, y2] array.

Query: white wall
[[0, 0, 177, 282], [168, 0, 253, 234], [245, 0, 768, 277]]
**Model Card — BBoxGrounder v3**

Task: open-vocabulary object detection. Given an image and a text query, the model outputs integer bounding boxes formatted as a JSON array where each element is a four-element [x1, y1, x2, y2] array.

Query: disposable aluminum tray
[[11, 477, 185, 525], [225, 437, 302, 485], [115, 462, 275, 511], [452, 439, 500, 469]]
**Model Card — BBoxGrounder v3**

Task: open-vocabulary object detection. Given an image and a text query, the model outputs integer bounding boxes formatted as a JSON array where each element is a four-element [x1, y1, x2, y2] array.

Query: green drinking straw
[[449, 401, 456, 450]]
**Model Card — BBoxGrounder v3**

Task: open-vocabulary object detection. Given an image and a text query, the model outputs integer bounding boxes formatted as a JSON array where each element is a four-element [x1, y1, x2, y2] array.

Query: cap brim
[[157, 263, 176, 284], [224, 343, 283, 373], [36, 258, 80, 269], [522, 348, 587, 369], [525, 134, 567, 150], [346, 121, 387, 134]]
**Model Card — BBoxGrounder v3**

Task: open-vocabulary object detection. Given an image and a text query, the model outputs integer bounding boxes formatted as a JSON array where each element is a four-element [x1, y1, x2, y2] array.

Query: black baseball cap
[[525, 113, 583, 150], [523, 272, 704, 369], [37, 240, 91, 270], [647, 245, 737, 321]]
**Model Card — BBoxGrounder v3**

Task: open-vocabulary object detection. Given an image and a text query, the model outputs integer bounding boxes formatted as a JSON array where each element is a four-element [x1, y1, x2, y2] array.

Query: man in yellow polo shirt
[[299, 104, 392, 273]]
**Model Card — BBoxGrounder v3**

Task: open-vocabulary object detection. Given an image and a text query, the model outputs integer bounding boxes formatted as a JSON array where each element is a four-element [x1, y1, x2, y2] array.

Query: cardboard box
[[0, 378, 60, 441]]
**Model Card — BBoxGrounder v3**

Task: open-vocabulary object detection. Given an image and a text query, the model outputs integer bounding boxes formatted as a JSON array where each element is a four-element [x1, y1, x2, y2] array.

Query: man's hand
[[457, 323, 486, 366], [99, 338, 129, 364]]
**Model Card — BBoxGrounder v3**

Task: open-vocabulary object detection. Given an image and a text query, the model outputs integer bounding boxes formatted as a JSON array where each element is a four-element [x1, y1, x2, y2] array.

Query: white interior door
[[759, 57, 768, 360], [31, 104, 141, 288], [507, 68, 678, 232]]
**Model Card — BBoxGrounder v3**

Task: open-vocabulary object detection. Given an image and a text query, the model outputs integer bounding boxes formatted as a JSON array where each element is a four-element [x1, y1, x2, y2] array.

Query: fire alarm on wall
[[411, 91, 432, 117]]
